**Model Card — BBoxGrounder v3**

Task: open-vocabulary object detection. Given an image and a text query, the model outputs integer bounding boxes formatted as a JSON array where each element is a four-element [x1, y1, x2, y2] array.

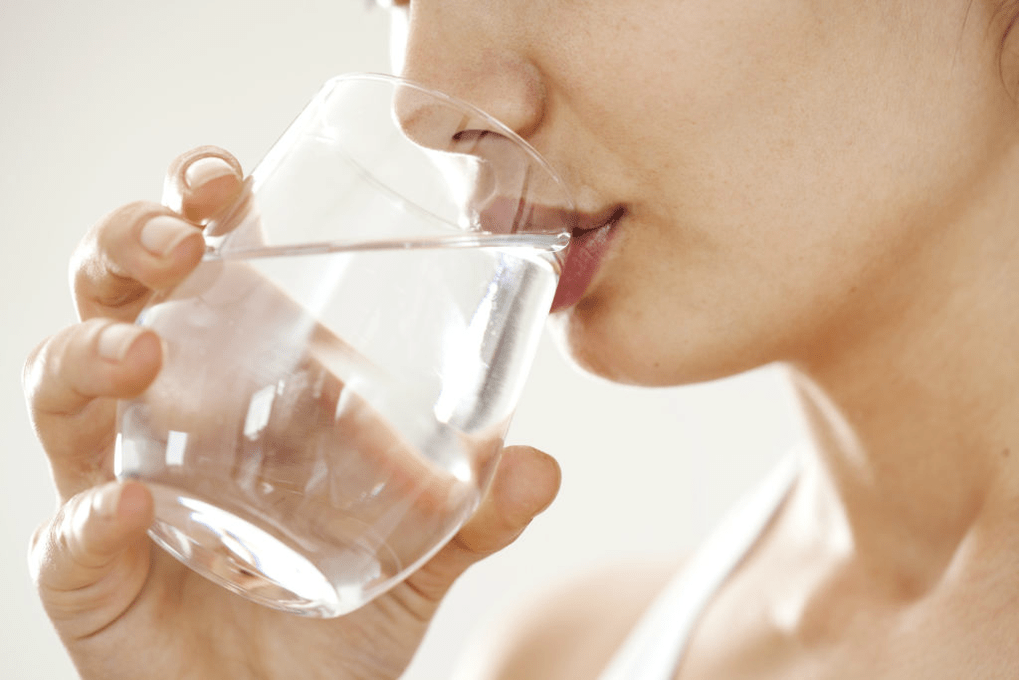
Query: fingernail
[[140, 214, 194, 257], [97, 323, 143, 362], [92, 483, 123, 519], [184, 156, 235, 191]]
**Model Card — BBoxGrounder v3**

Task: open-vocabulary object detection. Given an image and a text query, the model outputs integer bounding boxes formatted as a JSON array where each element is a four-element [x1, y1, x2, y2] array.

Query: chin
[[547, 293, 774, 388], [546, 298, 677, 386]]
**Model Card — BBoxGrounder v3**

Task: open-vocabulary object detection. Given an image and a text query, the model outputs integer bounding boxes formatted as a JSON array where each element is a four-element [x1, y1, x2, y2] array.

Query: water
[[115, 234, 559, 616]]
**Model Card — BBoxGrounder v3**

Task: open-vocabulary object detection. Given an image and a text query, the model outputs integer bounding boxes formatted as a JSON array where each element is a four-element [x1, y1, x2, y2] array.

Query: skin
[[22, 0, 1019, 678], [395, 0, 1019, 677]]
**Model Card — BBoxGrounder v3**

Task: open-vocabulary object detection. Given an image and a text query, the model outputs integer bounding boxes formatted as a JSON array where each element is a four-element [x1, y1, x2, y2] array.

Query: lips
[[550, 207, 623, 312], [473, 194, 623, 312]]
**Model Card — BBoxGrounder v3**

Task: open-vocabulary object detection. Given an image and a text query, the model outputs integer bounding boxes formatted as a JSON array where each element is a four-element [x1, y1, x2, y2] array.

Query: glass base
[[147, 485, 352, 617]]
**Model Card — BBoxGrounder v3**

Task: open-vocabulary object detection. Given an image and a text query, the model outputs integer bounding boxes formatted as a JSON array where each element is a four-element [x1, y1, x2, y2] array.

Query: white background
[[0, 2, 802, 677]]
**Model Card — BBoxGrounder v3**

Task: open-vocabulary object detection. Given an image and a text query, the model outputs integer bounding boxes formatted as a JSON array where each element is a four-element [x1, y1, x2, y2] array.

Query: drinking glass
[[115, 73, 575, 617]]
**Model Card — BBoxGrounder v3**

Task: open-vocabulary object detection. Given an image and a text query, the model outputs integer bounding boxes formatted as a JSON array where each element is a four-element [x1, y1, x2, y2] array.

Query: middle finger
[[25, 318, 163, 502]]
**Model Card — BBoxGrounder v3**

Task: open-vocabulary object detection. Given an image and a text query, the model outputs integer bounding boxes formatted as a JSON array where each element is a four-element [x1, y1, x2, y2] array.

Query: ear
[[995, 1, 1019, 100]]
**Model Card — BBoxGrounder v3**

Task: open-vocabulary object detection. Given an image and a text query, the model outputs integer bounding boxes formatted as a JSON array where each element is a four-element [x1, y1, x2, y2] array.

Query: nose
[[392, 2, 546, 143], [384, 4, 574, 237], [390, 76, 561, 236]]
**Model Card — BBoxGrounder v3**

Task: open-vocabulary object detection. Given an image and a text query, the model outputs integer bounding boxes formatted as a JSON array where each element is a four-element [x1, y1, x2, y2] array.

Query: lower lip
[[549, 211, 622, 313]]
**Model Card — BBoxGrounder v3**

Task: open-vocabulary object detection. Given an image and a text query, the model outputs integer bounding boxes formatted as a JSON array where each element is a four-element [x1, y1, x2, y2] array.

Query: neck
[[788, 365, 1017, 596], [784, 148, 1019, 597]]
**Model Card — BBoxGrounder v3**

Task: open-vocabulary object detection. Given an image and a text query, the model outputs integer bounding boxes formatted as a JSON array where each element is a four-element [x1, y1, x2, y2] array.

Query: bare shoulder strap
[[597, 451, 801, 680]]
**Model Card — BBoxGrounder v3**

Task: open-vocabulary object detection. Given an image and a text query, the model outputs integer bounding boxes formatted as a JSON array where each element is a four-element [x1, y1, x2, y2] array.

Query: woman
[[23, 0, 1019, 677]]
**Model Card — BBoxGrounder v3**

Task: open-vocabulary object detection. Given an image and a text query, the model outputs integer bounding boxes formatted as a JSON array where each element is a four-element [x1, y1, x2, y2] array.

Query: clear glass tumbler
[[115, 73, 575, 617]]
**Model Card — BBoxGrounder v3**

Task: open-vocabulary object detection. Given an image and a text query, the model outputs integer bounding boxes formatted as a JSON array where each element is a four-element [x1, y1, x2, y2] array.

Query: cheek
[[541, 1, 1012, 385], [549, 135, 983, 389]]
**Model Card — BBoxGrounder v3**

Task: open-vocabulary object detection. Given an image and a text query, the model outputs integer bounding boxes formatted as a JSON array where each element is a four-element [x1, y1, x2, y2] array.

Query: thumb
[[30, 480, 155, 640], [405, 445, 561, 603]]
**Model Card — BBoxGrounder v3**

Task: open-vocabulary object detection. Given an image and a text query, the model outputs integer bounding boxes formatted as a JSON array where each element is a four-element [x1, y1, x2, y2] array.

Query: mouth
[[472, 193, 624, 312], [550, 206, 625, 313]]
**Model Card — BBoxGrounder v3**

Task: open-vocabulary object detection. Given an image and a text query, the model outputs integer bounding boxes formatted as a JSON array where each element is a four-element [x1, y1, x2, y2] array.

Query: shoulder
[[466, 556, 684, 680]]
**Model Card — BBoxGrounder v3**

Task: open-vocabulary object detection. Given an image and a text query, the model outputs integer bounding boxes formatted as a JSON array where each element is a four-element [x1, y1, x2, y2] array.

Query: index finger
[[71, 203, 205, 322], [71, 149, 244, 322], [162, 146, 245, 225]]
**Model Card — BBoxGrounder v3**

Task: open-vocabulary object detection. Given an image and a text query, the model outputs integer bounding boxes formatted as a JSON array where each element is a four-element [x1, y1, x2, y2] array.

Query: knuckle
[[27, 496, 92, 588], [70, 200, 151, 283], [54, 497, 80, 554], [27, 512, 63, 585], [23, 332, 63, 416], [23, 335, 53, 397], [24, 319, 108, 419], [52, 493, 90, 564], [83, 268, 147, 313], [73, 200, 172, 314], [92, 200, 165, 267]]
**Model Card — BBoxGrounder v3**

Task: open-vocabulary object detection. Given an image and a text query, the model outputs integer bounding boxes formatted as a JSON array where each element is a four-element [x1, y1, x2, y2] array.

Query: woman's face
[[388, 1, 1018, 385]]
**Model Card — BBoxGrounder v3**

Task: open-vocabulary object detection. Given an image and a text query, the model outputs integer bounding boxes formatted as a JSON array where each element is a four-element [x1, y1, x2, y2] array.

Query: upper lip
[[572, 205, 624, 235], [474, 196, 624, 237]]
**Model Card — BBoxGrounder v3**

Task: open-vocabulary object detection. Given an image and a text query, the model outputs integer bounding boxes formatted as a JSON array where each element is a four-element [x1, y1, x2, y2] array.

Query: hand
[[23, 146, 561, 680]]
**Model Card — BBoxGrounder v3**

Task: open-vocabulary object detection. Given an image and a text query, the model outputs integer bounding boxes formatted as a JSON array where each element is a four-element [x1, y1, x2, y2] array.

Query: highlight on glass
[[114, 73, 576, 617]]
